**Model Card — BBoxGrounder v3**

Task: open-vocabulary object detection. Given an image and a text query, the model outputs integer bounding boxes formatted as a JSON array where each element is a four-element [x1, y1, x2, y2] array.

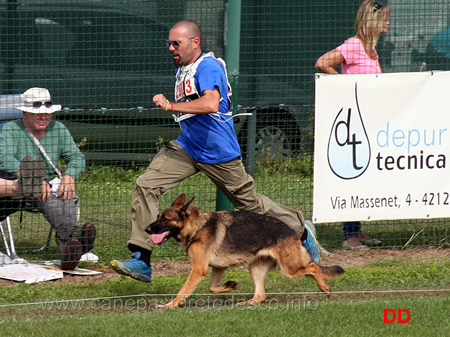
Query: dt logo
[[327, 83, 371, 179], [384, 309, 411, 323]]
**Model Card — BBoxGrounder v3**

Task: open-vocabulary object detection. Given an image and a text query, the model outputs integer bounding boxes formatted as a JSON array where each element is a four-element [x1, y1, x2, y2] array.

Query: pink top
[[337, 37, 381, 74]]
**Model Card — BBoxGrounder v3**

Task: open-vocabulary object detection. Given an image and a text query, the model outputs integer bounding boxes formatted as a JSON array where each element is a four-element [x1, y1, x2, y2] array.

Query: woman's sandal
[[342, 237, 368, 250], [357, 233, 382, 246]]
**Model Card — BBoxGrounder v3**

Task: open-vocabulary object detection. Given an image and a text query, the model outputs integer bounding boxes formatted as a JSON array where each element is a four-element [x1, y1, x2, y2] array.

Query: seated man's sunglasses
[[25, 101, 53, 108]]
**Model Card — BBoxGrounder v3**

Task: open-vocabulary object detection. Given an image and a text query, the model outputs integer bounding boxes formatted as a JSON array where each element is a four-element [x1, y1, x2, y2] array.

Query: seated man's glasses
[[25, 101, 53, 108]]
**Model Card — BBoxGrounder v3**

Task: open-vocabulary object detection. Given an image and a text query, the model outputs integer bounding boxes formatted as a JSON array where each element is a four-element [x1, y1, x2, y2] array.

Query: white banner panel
[[313, 71, 450, 223]]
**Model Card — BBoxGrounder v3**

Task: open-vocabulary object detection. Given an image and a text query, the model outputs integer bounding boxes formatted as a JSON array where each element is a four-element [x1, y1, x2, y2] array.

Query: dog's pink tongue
[[151, 231, 169, 244]]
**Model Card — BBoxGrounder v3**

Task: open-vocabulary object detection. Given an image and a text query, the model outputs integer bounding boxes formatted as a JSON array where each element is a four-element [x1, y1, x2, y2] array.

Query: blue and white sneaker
[[110, 252, 152, 282], [303, 220, 321, 263]]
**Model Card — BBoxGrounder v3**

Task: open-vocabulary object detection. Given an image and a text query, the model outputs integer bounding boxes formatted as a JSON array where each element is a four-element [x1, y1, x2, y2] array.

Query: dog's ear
[[183, 197, 196, 215], [172, 194, 186, 207]]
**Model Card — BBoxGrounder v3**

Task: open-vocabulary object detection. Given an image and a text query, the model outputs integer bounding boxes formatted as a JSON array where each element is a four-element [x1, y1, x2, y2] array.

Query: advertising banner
[[313, 71, 450, 223]]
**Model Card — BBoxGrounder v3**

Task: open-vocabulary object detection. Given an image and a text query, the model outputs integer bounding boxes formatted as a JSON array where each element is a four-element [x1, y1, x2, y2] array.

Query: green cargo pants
[[128, 140, 304, 251]]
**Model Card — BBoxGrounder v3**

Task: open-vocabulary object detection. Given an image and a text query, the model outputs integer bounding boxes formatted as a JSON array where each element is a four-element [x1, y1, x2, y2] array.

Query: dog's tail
[[319, 265, 345, 280]]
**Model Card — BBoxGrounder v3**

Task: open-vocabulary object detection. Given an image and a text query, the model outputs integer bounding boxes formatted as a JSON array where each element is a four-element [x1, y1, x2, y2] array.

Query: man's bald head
[[170, 20, 202, 42]]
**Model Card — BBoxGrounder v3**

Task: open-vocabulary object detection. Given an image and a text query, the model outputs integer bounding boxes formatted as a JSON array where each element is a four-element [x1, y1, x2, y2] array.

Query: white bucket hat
[[14, 87, 62, 114]]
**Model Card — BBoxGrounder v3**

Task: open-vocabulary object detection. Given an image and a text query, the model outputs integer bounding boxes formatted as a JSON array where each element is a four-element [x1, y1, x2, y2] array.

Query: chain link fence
[[0, 0, 448, 263]]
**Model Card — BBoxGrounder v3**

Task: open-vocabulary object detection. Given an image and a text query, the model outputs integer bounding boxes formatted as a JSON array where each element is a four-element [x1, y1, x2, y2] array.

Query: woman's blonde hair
[[355, 0, 390, 49]]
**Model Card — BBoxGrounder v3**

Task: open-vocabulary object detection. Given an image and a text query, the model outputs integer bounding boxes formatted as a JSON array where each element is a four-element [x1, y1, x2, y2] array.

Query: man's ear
[[192, 36, 201, 48]]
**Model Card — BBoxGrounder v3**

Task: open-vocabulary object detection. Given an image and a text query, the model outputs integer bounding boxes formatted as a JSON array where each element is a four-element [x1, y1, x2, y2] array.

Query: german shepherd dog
[[146, 194, 344, 308]]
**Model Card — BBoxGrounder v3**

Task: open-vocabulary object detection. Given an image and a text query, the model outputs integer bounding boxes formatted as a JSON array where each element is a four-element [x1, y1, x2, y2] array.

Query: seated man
[[0, 87, 96, 270]]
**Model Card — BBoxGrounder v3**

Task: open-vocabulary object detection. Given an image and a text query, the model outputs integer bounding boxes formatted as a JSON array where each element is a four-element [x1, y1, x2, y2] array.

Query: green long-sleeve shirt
[[0, 119, 86, 180]]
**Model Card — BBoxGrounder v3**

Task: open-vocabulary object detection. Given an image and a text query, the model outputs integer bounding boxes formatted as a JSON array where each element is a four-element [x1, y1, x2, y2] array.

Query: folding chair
[[18, 201, 55, 252], [0, 197, 81, 261], [0, 217, 18, 261], [0, 213, 54, 262]]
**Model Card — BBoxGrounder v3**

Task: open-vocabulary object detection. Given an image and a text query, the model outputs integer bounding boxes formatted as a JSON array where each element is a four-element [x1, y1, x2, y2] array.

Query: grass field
[[0, 250, 448, 336], [1, 163, 448, 336], [0, 296, 447, 337], [6, 162, 449, 264]]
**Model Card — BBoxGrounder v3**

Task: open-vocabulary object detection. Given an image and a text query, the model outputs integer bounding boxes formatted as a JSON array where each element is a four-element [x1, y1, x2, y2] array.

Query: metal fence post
[[216, 0, 242, 211]]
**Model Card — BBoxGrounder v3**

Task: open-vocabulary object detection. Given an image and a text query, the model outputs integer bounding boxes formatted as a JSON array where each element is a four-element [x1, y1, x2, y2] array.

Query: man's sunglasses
[[165, 37, 195, 48], [26, 100, 53, 108]]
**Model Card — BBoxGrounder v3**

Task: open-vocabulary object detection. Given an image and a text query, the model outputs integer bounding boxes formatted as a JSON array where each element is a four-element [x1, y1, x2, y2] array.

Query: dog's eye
[[164, 217, 181, 222]]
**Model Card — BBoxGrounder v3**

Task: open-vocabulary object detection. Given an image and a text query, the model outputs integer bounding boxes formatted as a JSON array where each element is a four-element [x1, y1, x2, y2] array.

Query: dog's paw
[[236, 297, 266, 306], [210, 281, 239, 294], [224, 280, 239, 290], [157, 300, 179, 309]]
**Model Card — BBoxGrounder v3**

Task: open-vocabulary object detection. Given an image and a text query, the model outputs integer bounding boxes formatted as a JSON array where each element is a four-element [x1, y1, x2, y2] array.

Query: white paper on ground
[[0, 263, 63, 284]]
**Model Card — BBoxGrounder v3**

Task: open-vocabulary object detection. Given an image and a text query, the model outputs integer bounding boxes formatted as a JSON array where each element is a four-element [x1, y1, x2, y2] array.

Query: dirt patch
[[0, 246, 447, 287], [319, 246, 448, 269]]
